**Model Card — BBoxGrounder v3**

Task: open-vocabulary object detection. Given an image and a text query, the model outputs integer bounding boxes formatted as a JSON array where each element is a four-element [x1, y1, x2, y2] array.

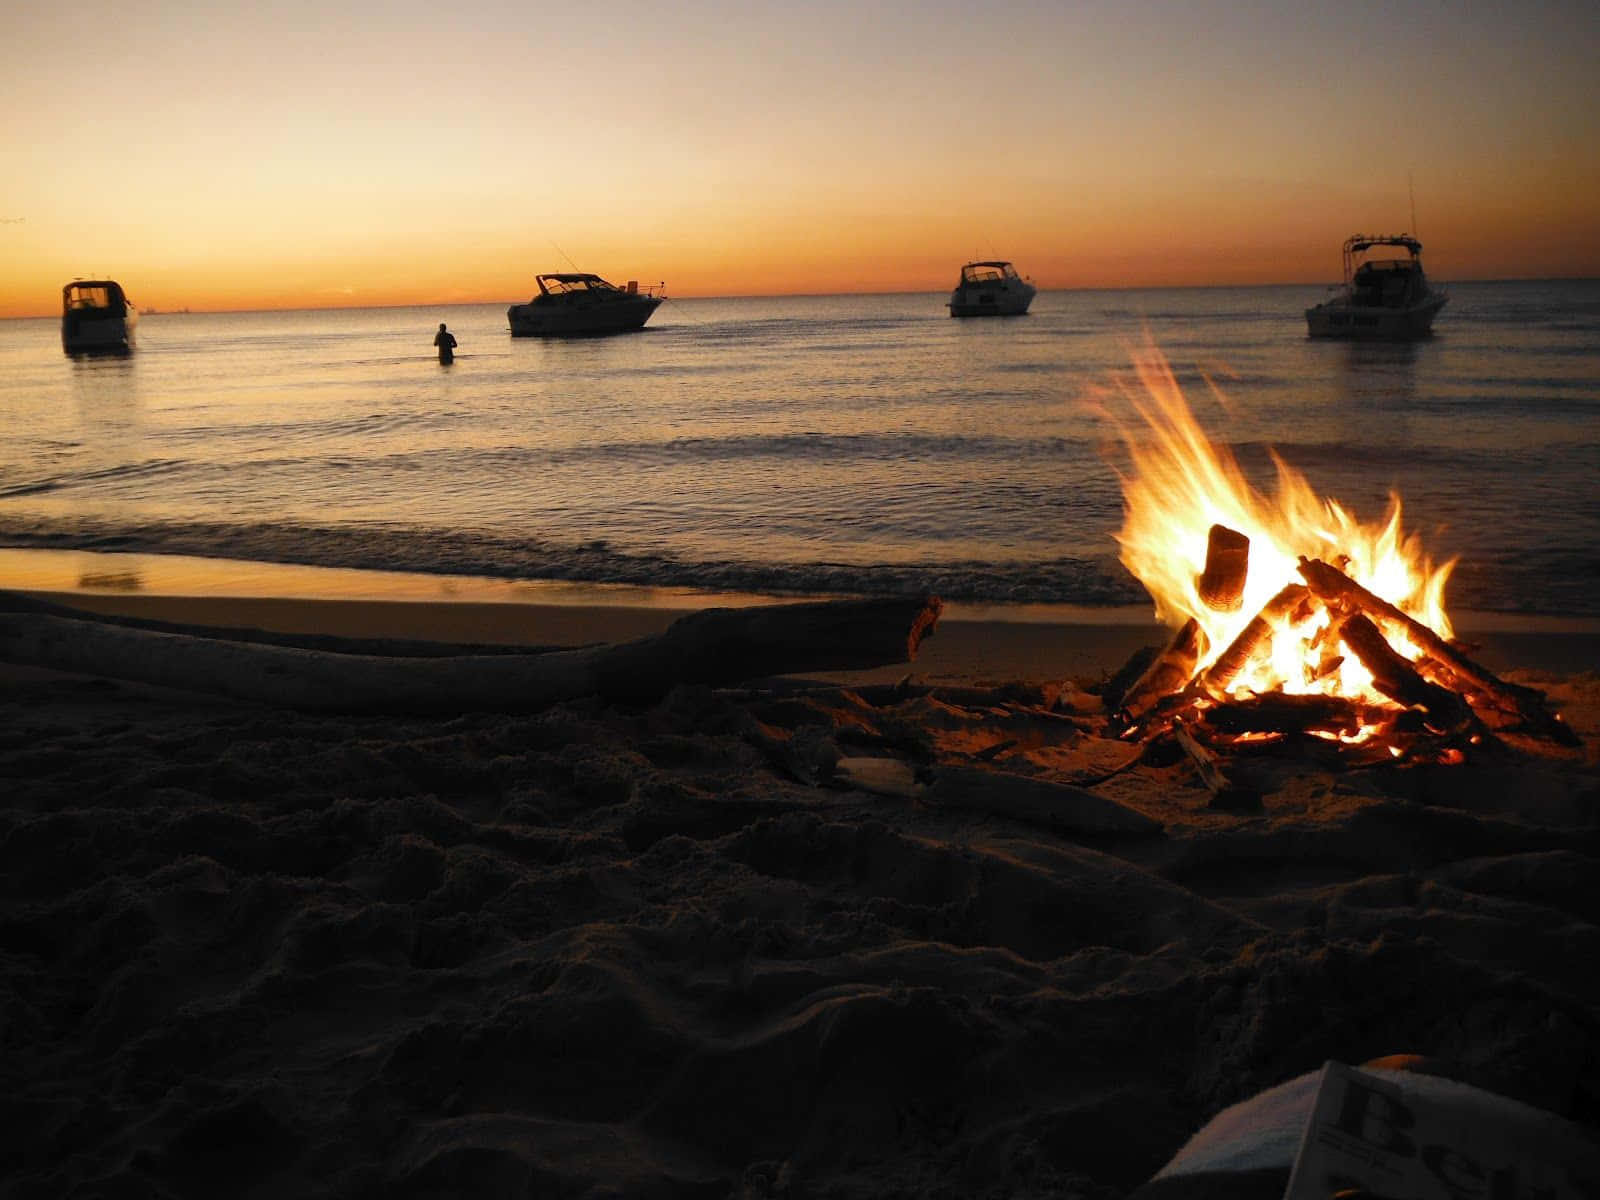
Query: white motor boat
[[1305, 235, 1447, 340], [61, 280, 138, 354], [947, 261, 1036, 317], [507, 274, 663, 337]]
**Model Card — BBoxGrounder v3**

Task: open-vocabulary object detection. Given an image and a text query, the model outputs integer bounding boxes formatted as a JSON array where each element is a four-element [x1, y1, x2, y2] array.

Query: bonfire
[[1103, 348, 1574, 775]]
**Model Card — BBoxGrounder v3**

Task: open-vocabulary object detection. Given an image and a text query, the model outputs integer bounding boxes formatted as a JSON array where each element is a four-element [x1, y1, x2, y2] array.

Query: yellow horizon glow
[[4, 0, 1596, 318]]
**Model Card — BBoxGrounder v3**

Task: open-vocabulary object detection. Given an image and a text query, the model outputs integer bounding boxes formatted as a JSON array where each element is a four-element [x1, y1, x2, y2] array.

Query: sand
[[3, 592, 1598, 1198]]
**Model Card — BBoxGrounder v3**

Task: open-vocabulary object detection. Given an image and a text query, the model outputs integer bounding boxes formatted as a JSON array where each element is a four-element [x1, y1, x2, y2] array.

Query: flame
[[1111, 345, 1455, 705]]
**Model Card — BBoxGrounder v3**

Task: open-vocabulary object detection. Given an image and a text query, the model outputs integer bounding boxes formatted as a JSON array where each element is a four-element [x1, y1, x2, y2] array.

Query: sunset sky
[[3, 0, 1596, 316]]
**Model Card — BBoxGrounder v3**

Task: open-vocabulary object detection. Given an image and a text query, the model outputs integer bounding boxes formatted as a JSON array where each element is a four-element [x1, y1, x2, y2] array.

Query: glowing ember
[[1111, 345, 1455, 710]]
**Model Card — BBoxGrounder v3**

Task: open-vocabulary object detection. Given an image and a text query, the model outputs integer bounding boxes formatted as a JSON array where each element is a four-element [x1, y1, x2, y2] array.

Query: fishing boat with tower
[[1304, 234, 1448, 340]]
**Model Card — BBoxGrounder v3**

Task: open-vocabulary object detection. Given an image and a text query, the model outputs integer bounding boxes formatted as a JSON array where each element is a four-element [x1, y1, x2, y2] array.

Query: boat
[[946, 261, 1036, 317], [1304, 234, 1447, 340], [61, 279, 139, 354], [507, 273, 663, 337]]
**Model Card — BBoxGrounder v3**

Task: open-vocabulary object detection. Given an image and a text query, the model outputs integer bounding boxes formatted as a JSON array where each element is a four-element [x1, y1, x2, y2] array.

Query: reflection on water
[[0, 545, 774, 610], [64, 345, 133, 361], [70, 352, 140, 424], [78, 569, 144, 591], [1334, 338, 1421, 443]]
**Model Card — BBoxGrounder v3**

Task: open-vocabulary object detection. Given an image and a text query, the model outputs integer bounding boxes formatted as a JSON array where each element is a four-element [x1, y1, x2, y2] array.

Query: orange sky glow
[[3, 0, 1596, 317]]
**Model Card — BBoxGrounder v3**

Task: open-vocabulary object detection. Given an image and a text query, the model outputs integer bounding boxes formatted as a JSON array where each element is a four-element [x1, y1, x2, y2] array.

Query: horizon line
[[4, 274, 1598, 320]]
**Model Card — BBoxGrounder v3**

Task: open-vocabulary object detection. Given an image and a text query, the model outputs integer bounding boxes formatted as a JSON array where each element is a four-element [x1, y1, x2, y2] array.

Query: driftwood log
[[0, 592, 943, 714]]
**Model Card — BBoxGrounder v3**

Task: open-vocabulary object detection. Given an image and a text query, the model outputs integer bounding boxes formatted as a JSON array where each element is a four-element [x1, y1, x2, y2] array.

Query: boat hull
[[507, 296, 661, 337], [61, 310, 138, 354], [948, 282, 1036, 317], [1306, 292, 1447, 340]]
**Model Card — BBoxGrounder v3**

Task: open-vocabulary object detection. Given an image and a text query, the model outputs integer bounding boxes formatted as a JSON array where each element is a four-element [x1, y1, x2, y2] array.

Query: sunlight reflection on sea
[[0, 281, 1595, 615]]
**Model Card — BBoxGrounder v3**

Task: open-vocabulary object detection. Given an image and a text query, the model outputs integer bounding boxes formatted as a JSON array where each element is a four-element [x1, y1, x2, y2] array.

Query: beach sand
[[3, 592, 1598, 1197]]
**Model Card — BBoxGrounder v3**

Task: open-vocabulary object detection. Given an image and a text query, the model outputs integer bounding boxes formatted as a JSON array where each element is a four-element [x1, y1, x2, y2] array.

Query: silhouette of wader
[[434, 323, 457, 365]]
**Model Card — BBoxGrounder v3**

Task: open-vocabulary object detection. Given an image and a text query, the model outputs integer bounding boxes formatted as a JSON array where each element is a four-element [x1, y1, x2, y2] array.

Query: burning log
[[0, 594, 943, 714], [1194, 583, 1312, 697], [1309, 614, 1348, 684], [1196, 524, 1250, 612], [1201, 693, 1377, 737], [1297, 557, 1575, 745], [1115, 618, 1206, 722], [1337, 614, 1473, 734]]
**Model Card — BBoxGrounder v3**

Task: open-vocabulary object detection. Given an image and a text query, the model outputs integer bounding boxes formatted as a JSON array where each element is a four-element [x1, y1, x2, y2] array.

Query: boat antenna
[[1408, 172, 1418, 236], [550, 239, 581, 273]]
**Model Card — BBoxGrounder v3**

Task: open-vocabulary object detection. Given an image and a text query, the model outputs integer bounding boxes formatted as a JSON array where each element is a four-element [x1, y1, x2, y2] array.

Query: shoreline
[[13, 588, 1600, 686], [5, 546, 1600, 682], [6, 544, 1599, 631]]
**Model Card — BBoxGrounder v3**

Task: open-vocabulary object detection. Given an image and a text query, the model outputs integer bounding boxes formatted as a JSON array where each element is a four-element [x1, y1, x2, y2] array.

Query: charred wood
[[1115, 618, 1206, 722], [1201, 693, 1377, 736], [1173, 722, 1260, 810], [1338, 614, 1474, 734], [1103, 644, 1160, 708], [1297, 557, 1575, 745], [1173, 722, 1228, 793]]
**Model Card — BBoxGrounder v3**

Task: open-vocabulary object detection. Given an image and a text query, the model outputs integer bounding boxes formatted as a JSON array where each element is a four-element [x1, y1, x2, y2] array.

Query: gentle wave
[[0, 510, 1589, 616], [3, 281, 1598, 615], [0, 516, 1144, 605]]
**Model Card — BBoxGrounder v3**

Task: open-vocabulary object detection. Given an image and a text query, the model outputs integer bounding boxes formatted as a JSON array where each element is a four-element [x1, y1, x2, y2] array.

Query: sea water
[[0, 282, 1596, 617]]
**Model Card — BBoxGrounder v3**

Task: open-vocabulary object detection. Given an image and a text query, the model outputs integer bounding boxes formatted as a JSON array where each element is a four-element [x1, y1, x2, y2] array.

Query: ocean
[[1, 281, 1597, 620]]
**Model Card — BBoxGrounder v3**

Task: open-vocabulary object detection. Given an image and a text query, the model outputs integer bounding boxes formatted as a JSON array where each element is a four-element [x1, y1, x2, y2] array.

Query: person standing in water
[[434, 322, 457, 365]]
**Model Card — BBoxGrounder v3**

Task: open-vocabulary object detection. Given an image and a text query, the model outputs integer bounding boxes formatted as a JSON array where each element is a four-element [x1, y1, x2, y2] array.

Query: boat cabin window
[[961, 263, 1016, 285], [540, 275, 622, 296], [66, 285, 114, 309]]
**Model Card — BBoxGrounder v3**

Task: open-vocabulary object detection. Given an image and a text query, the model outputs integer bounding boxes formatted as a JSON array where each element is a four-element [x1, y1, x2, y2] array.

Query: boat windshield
[[961, 263, 1017, 285], [1356, 259, 1418, 274], [538, 274, 622, 296], [64, 284, 118, 309]]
